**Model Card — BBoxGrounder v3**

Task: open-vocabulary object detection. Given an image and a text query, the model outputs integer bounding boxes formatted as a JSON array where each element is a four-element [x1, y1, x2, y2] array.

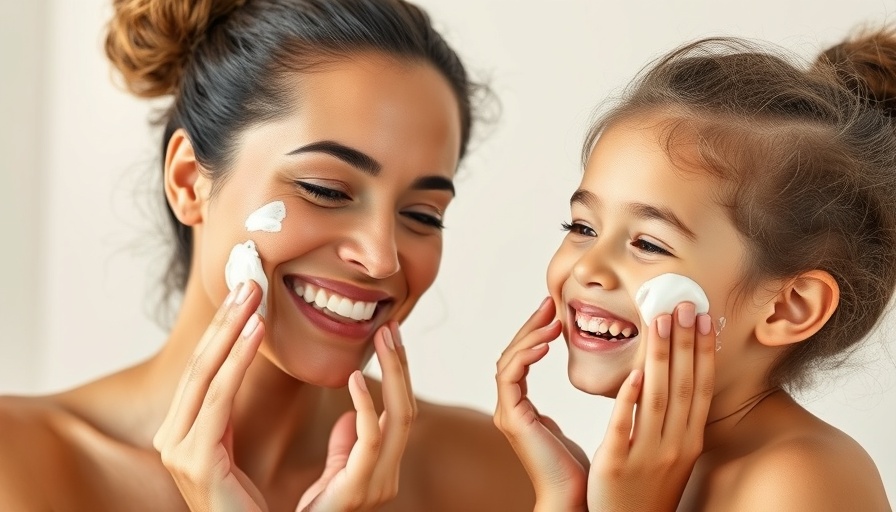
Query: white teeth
[[293, 281, 379, 322], [351, 301, 366, 320], [314, 289, 328, 308], [336, 297, 353, 317], [609, 323, 621, 336], [575, 311, 638, 339]]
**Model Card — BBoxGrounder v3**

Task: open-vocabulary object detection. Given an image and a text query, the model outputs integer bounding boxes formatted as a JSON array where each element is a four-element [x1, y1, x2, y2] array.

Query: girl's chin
[[567, 364, 628, 398]]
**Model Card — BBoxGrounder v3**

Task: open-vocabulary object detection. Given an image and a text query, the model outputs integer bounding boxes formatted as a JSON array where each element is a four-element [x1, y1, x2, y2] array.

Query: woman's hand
[[296, 321, 416, 511], [494, 298, 589, 512], [153, 280, 417, 512], [588, 303, 715, 512]]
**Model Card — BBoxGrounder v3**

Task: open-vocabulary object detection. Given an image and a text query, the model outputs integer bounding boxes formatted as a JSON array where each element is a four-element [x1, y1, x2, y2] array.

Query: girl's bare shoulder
[[715, 400, 890, 511]]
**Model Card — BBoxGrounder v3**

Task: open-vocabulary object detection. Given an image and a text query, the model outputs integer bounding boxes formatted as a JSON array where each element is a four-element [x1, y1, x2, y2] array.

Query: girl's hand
[[494, 298, 589, 512], [297, 321, 416, 512], [153, 280, 417, 512], [588, 303, 715, 512]]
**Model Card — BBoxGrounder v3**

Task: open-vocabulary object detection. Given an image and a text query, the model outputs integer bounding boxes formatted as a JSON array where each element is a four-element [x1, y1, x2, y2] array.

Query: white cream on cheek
[[224, 201, 288, 316], [245, 200, 286, 233], [635, 272, 710, 323]]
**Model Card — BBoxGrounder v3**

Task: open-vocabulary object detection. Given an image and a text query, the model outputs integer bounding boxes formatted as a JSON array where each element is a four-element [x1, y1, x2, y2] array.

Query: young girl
[[496, 30, 895, 510], [0, 0, 713, 510]]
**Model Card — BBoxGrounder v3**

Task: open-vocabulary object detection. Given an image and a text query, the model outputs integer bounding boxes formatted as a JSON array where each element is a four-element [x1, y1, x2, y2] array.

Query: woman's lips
[[283, 276, 392, 341]]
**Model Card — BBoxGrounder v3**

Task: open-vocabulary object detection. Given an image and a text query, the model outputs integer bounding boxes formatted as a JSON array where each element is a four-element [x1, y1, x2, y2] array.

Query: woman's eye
[[631, 238, 671, 256], [295, 181, 350, 202], [561, 221, 596, 237], [402, 211, 445, 230]]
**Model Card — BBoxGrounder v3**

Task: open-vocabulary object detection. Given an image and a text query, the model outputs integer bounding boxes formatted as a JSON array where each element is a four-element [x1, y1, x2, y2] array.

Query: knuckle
[[674, 378, 694, 401], [650, 393, 668, 413]]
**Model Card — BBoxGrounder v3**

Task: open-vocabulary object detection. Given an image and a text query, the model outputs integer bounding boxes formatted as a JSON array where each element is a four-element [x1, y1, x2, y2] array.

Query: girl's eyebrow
[[626, 202, 697, 241], [570, 188, 697, 241], [286, 140, 381, 176]]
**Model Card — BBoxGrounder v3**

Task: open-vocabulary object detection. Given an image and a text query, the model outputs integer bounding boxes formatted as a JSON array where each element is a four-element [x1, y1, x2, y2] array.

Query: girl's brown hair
[[584, 30, 896, 389]]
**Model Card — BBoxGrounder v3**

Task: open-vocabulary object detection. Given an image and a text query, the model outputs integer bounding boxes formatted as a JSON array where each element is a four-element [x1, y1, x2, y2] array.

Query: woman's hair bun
[[818, 26, 896, 117], [104, 0, 247, 98]]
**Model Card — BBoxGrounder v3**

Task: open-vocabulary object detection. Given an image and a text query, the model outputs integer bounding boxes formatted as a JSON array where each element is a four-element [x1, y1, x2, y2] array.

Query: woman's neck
[[135, 276, 346, 480]]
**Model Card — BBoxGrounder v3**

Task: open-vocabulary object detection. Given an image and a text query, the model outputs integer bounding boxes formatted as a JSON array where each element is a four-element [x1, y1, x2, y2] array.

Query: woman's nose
[[337, 215, 401, 280]]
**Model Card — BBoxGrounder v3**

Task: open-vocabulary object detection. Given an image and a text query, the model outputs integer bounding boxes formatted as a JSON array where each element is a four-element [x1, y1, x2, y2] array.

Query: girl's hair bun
[[104, 0, 246, 98], [818, 27, 896, 118]]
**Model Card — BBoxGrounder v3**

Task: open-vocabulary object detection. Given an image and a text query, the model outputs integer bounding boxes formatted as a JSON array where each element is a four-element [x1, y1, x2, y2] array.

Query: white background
[[2, 0, 894, 499]]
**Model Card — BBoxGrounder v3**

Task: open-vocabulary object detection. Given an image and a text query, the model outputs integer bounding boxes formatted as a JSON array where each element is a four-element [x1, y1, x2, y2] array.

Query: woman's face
[[546, 116, 759, 396], [196, 54, 461, 387]]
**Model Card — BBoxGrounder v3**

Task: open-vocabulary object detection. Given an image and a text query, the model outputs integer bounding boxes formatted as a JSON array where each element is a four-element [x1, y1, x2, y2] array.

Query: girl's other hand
[[494, 298, 589, 512], [588, 303, 715, 512]]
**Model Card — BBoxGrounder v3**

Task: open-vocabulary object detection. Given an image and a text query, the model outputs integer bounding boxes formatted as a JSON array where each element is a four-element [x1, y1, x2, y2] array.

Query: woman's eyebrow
[[286, 140, 381, 176], [412, 175, 455, 196]]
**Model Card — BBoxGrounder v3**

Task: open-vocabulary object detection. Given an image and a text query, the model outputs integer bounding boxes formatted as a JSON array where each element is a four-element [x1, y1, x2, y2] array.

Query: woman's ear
[[755, 270, 839, 347], [164, 129, 211, 226]]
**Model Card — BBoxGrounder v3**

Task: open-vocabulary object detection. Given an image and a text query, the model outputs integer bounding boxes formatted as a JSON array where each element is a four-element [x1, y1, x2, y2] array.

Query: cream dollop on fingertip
[[225, 240, 269, 316]]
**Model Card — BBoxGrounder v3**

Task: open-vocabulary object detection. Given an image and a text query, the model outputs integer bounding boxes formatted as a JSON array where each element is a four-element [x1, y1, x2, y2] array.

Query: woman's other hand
[[297, 322, 416, 511]]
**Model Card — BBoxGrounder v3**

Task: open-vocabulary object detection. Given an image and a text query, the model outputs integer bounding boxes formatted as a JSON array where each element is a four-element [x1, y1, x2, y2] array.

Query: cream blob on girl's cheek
[[635, 272, 710, 323], [224, 201, 288, 316]]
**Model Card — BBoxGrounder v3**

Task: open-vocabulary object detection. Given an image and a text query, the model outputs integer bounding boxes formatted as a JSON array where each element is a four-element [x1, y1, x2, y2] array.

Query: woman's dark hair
[[105, 0, 479, 304], [582, 29, 896, 389]]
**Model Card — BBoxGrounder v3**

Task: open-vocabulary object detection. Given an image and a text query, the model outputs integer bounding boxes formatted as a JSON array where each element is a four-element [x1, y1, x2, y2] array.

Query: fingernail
[[224, 283, 242, 306], [392, 325, 404, 348], [630, 369, 643, 388], [677, 302, 696, 328], [241, 314, 259, 337], [657, 315, 672, 339], [383, 327, 396, 351], [355, 372, 368, 392], [697, 314, 712, 335], [235, 281, 251, 305], [531, 343, 548, 351], [538, 296, 552, 310]]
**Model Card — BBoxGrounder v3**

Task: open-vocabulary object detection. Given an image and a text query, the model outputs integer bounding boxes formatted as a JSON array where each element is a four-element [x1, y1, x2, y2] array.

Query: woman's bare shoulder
[[403, 398, 535, 512], [726, 419, 890, 511], [0, 394, 82, 508]]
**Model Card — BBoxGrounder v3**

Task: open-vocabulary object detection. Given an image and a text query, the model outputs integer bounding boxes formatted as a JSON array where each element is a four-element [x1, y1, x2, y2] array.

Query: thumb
[[322, 411, 357, 478], [542, 414, 590, 471]]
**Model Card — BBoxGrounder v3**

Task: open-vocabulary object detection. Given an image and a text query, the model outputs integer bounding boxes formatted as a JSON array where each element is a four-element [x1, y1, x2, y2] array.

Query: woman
[[0, 0, 711, 510]]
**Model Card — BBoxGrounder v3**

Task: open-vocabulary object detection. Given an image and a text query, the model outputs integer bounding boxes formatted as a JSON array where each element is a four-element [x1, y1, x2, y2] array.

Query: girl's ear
[[164, 128, 211, 226], [755, 270, 839, 347]]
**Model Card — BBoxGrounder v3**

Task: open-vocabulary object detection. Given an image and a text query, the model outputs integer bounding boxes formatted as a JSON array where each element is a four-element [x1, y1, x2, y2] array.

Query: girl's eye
[[295, 181, 350, 202], [631, 238, 671, 256], [402, 211, 445, 230], [561, 221, 596, 237]]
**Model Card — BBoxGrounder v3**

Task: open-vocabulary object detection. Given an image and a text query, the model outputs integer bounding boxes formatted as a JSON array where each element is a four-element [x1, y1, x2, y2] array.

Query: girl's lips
[[565, 302, 641, 353]]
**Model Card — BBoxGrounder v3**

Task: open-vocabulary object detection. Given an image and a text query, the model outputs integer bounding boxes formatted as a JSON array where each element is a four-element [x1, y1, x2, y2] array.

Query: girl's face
[[547, 116, 759, 396], [196, 54, 461, 387]]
